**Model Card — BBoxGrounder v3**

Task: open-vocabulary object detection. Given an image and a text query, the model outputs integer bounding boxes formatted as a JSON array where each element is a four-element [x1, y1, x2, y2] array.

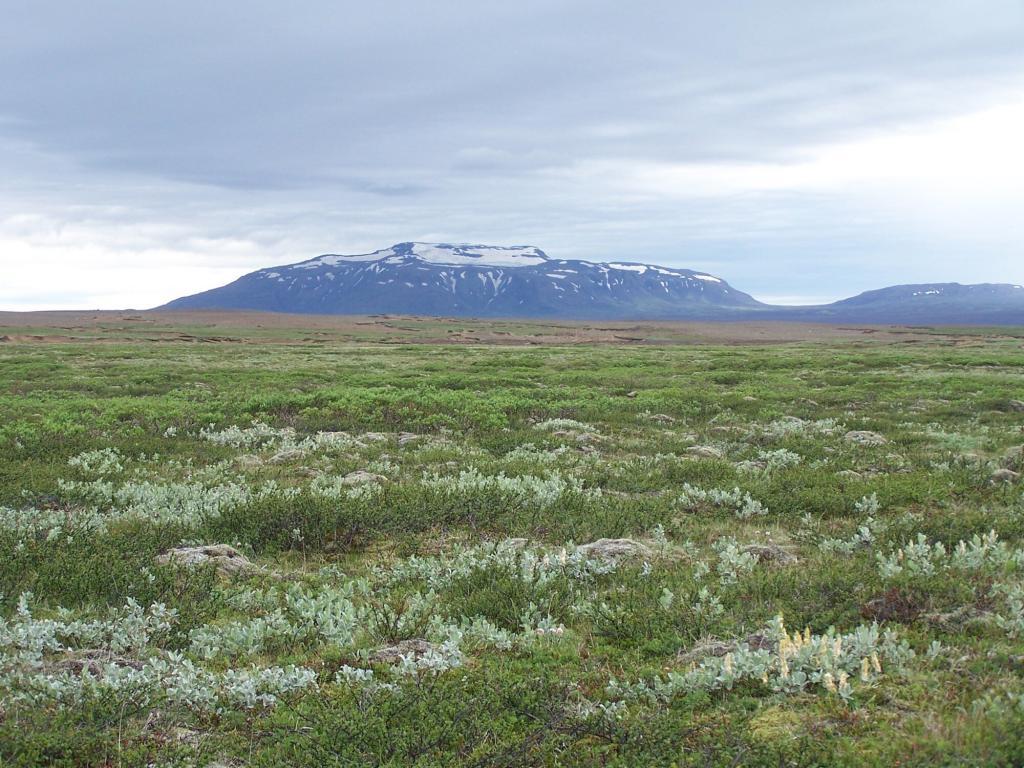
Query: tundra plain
[[1, 312, 1023, 766]]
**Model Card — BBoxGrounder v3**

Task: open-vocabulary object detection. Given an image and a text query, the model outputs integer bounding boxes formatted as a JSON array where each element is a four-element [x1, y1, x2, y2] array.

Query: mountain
[[785, 283, 1024, 324], [159, 243, 1024, 324], [160, 242, 765, 319]]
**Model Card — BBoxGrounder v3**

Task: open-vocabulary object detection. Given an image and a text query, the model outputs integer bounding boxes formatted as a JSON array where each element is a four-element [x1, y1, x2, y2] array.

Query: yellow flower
[[860, 657, 871, 682], [823, 672, 837, 692], [871, 652, 882, 674]]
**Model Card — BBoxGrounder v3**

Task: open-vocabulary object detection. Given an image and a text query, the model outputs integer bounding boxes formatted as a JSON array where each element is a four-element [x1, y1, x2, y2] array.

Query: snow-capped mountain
[[160, 242, 764, 318], [779, 283, 1024, 324], [159, 243, 1024, 323]]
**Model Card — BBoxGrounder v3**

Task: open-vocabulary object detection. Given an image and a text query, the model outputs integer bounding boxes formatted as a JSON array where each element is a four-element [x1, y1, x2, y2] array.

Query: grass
[[1, 318, 1023, 766]]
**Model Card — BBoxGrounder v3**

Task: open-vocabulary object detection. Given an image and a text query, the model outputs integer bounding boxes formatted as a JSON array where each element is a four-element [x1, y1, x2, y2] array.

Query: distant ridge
[[160, 243, 1024, 324]]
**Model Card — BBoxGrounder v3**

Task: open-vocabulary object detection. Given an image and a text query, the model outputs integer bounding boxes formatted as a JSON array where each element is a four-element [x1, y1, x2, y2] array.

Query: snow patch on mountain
[[296, 242, 548, 270]]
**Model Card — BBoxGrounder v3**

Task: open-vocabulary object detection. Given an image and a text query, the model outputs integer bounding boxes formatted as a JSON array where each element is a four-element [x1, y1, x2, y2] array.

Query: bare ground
[[1, 309, 1021, 347]]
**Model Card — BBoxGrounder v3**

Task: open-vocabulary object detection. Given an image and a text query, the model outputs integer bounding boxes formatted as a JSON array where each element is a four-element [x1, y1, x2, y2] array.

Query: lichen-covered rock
[[268, 448, 305, 464], [52, 649, 145, 677], [741, 543, 799, 565], [676, 633, 774, 664], [990, 468, 1021, 484], [577, 538, 653, 561], [397, 432, 420, 447], [844, 430, 888, 446], [368, 638, 436, 663], [156, 544, 256, 576], [340, 470, 388, 486]]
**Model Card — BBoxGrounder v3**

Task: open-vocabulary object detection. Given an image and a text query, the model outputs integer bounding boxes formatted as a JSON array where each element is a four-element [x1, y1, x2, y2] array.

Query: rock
[[577, 538, 653, 561], [990, 468, 1021, 484], [625, 390, 638, 398], [340, 470, 387, 486], [742, 395, 758, 402], [552, 429, 599, 442], [648, 413, 676, 424], [156, 544, 257, 576], [268, 448, 305, 464], [844, 430, 888, 447], [955, 452, 984, 465], [368, 638, 436, 663], [735, 460, 766, 473], [318, 430, 352, 440], [741, 544, 798, 565], [861, 587, 922, 623], [836, 469, 863, 479], [397, 432, 420, 447], [923, 606, 992, 629], [52, 649, 145, 677], [1007, 399, 1024, 412], [709, 425, 739, 436], [686, 445, 723, 459], [361, 432, 389, 442], [676, 633, 775, 664], [1003, 445, 1024, 469]]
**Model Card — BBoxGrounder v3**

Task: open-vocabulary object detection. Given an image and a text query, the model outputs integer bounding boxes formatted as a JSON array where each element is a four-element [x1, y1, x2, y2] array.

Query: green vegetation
[[1, 323, 1023, 766]]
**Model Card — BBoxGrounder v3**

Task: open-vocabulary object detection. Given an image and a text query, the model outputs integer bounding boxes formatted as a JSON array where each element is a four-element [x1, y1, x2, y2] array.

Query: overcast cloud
[[2, 0, 1023, 309]]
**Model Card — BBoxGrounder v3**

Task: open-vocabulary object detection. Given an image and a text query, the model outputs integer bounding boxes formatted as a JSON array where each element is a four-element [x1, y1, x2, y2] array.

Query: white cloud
[[0, 215, 269, 310]]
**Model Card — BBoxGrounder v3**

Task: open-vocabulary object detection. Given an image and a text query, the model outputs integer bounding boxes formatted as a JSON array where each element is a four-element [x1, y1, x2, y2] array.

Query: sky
[[2, 0, 1023, 310]]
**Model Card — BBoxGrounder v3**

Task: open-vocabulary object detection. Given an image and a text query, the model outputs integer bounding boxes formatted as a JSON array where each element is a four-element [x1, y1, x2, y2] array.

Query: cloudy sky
[[2, 1, 1023, 310]]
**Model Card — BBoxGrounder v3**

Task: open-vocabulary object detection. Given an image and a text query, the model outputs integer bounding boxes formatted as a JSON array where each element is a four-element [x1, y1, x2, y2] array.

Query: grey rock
[[397, 432, 420, 447], [741, 543, 799, 565], [340, 470, 387, 486], [577, 538, 653, 561], [156, 544, 257, 576], [844, 430, 889, 446], [990, 468, 1021, 484], [268, 448, 305, 464], [52, 649, 145, 677], [676, 633, 775, 664], [368, 638, 436, 663]]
